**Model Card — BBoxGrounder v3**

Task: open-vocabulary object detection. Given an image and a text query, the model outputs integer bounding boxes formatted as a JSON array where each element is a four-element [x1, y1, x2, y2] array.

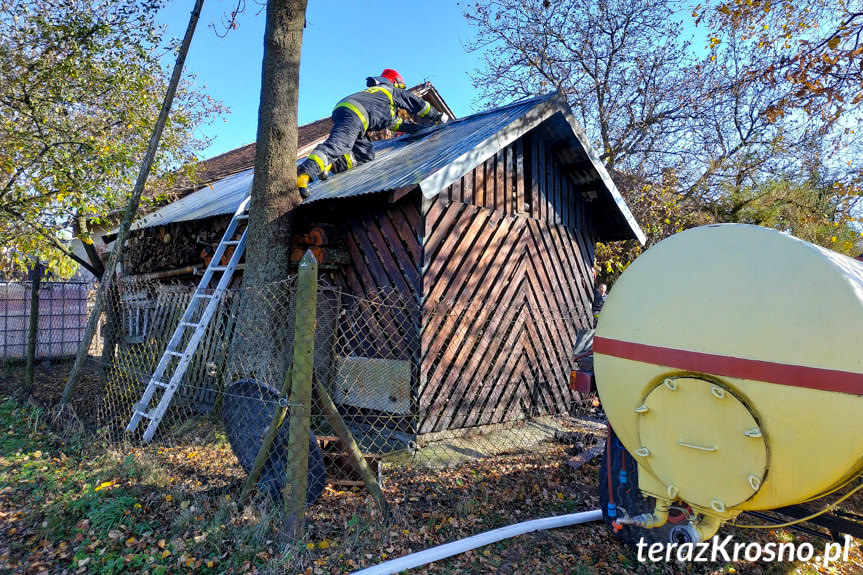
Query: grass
[[1, 394, 861, 575]]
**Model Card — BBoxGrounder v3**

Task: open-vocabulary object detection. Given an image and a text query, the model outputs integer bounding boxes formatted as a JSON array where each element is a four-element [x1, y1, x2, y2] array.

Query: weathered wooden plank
[[419, 207, 492, 400], [562, 227, 593, 324], [539, 225, 581, 344], [546, 224, 581, 315], [525, 220, 574, 349], [547, 146, 559, 226], [506, 142, 515, 215], [345, 227, 378, 296], [467, 171, 475, 206], [390, 204, 422, 271], [422, 218, 517, 429], [349, 219, 392, 289], [537, 136, 550, 222], [421, 208, 502, 343], [474, 158, 486, 209], [457, 292, 528, 429], [422, 204, 481, 301], [422, 213, 522, 359], [419, 251, 524, 432], [496, 359, 533, 424], [529, 135, 539, 220], [423, 195, 445, 234], [423, 218, 527, 432], [488, 156, 497, 210], [522, 292, 565, 412], [455, 175, 465, 204], [538, 223, 581, 337], [340, 251, 367, 299], [469, 320, 526, 428], [496, 149, 506, 214], [423, 201, 463, 269], [399, 194, 422, 234], [344, 227, 395, 356], [483, 350, 527, 425], [478, 350, 527, 426], [364, 213, 412, 296], [560, 171, 570, 228], [515, 138, 525, 214], [548, 154, 557, 226], [523, 234, 571, 400], [564, 226, 599, 323], [552, 225, 593, 320], [529, 256, 576, 407], [419, 208, 496, 395], [380, 210, 421, 296]]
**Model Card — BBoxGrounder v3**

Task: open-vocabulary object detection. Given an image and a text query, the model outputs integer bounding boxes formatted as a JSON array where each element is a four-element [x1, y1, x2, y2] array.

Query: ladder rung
[[126, 194, 249, 444]]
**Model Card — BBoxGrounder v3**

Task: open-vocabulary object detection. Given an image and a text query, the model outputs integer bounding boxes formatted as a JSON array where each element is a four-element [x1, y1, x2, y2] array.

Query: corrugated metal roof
[[132, 95, 546, 229], [132, 92, 645, 243], [131, 168, 253, 230], [303, 95, 548, 203]]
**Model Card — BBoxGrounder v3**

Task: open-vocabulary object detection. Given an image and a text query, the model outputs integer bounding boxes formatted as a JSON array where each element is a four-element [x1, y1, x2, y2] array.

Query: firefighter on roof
[[297, 69, 445, 198]]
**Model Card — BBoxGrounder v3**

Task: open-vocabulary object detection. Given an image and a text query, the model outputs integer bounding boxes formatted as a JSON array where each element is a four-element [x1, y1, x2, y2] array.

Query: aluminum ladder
[[126, 195, 251, 443]]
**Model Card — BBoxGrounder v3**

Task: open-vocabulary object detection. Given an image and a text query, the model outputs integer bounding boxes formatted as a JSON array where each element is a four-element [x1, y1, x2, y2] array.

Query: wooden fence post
[[283, 250, 317, 537], [24, 263, 42, 398], [314, 377, 389, 516]]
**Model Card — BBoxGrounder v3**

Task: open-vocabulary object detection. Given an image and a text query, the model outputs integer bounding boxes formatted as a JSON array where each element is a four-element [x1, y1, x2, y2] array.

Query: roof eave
[[551, 93, 646, 245], [418, 92, 645, 246], [418, 95, 558, 201]]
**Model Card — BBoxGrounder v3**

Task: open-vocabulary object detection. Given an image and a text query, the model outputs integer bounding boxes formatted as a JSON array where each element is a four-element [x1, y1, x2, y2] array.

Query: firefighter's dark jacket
[[334, 76, 442, 133]]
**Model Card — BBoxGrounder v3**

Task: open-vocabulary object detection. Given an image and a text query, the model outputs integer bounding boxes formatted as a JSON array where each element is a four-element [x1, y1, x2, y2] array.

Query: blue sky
[[157, 0, 486, 159]]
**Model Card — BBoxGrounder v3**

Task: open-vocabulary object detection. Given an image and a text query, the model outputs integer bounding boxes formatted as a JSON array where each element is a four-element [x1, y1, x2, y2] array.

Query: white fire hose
[[350, 509, 602, 575]]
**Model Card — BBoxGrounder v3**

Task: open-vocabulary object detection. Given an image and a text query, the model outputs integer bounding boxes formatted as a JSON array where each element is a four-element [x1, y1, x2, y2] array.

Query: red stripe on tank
[[593, 336, 863, 396]]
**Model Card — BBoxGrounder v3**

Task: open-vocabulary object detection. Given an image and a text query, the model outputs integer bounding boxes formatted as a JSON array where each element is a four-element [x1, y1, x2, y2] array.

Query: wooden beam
[[314, 377, 388, 515], [388, 185, 417, 204]]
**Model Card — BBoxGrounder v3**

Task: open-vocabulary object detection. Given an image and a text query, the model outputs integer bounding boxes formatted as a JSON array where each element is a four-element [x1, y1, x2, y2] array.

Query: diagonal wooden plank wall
[[418, 134, 596, 434], [328, 198, 423, 363]]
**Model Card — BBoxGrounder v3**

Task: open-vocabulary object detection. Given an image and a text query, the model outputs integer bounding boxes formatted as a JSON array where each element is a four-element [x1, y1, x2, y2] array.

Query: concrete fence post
[[282, 250, 318, 537]]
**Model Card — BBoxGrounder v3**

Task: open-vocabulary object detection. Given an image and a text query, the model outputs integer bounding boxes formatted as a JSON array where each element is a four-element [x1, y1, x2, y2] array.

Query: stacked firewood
[[290, 223, 351, 266], [123, 215, 232, 275]]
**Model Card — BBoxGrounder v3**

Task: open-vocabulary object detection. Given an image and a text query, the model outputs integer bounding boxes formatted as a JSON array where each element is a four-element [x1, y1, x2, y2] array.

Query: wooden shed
[[293, 92, 644, 436], [118, 92, 644, 439]]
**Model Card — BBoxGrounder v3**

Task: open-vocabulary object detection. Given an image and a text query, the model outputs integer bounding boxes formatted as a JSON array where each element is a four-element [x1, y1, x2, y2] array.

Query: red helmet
[[381, 68, 405, 89]]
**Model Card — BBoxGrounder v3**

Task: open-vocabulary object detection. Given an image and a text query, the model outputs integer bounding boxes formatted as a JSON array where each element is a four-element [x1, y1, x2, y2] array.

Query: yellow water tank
[[595, 224, 863, 523]]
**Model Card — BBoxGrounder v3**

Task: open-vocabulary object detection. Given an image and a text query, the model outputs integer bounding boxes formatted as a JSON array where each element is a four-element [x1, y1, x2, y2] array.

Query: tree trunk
[[243, 0, 307, 287], [228, 0, 307, 387], [100, 283, 121, 382], [23, 263, 42, 399]]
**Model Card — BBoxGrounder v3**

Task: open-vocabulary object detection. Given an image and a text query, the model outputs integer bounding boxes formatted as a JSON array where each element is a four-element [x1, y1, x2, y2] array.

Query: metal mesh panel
[[78, 274, 599, 521], [0, 281, 89, 360]]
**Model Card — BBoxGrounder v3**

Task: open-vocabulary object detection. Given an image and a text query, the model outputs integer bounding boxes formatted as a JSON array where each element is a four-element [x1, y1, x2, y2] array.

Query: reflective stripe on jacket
[[334, 77, 439, 133]]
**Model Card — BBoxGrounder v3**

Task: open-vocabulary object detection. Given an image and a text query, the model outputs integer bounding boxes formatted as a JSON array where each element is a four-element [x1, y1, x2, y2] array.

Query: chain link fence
[[61, 269, 603, 529], [0, 280, 90, 361]]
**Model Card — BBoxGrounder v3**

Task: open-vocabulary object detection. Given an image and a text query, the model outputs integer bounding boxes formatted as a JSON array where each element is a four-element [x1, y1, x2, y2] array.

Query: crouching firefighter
[[296, 68, 446, 198]]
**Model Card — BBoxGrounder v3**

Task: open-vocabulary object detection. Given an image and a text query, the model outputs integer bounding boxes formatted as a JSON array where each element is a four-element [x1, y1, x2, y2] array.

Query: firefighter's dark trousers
[[298, 107, 375, 179]]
